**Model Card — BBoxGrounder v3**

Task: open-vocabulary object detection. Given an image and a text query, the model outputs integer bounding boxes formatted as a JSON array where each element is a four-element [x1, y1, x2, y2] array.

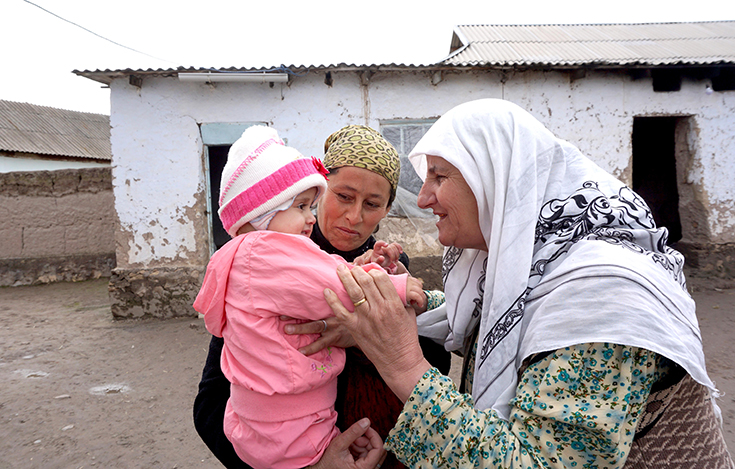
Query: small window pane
[[380, 120, 437, 217], [382, 127, 402, 152], [405, 126, 428, 150]]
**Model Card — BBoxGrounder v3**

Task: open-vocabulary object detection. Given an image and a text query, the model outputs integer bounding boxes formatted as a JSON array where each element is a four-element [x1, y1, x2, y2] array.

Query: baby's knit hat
[[218, 126, 329, 237]]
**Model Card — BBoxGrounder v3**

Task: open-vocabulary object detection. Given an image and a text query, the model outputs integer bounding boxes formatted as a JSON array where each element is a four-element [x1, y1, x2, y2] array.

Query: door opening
[[207, 145, 231, 251], [632, 117, 682, 244], [201, 122, 265, 253]]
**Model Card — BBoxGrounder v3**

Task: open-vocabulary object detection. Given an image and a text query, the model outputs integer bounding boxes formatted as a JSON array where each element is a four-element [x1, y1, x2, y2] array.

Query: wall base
[[678, 242, 735, 290], [0, 253, 115, 287], [410, 256, 442, 291], [104, 243, 734, 320], [109, 266, 204, 319], [678, 242, 735, 276], [404, 243, 735, 294]]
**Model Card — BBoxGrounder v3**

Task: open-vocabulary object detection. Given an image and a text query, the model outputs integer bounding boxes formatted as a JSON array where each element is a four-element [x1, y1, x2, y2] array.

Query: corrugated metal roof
[[73, 64, 440, 85], [72, 21, 735, 85], [0, 100, 111, 160], [444, 21, 735, 67]]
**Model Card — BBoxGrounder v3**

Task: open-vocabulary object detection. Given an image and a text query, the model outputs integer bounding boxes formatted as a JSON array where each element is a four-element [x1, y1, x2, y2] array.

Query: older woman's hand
[[281, 316, 357, 356], [325, 264, 431, 402], [308, 418, 385, 469]]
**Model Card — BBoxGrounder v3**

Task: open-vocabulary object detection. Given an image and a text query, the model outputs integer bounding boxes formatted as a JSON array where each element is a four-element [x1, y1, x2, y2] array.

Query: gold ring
[[320, 319, 328, 333], [352, 297, 367, 308]]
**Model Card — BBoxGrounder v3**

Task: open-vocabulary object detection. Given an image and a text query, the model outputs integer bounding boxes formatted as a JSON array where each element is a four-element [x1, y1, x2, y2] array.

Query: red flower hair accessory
[[312, 156, 330, 180]]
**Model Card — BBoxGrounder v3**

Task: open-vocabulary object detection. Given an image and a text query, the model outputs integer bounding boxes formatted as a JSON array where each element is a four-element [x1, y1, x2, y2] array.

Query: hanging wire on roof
[[22, 0, 180, 66]]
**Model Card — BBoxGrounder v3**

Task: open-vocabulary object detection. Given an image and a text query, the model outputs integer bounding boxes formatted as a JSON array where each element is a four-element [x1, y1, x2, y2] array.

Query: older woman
[[193, 125, 449, 469], [325, 100, 732, 468]]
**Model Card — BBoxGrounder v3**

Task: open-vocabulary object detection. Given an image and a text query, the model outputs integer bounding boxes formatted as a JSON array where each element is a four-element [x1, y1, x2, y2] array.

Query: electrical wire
[[22, 0, 180, 65]]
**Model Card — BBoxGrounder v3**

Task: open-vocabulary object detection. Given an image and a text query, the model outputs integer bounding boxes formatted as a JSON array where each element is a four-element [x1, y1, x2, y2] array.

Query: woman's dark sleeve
[[193, 336, 252, 469]]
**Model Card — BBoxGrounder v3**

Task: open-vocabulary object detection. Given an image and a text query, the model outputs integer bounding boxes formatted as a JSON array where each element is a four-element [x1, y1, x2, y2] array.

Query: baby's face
[[267, 187, 318, 237]]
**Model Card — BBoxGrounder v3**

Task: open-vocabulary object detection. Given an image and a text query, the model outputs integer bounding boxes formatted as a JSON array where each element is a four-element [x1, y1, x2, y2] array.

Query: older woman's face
[[417, 155, 486, 251], [316, 166, 392, 252]]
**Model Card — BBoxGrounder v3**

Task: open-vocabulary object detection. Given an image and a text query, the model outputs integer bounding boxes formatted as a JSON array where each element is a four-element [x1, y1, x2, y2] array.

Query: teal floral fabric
[[424, 290, 446, 311], [386, 343, 663, 468]]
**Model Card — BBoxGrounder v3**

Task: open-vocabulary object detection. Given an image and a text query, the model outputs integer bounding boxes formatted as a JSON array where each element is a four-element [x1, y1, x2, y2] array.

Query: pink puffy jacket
[[194, 231, 407, 469]]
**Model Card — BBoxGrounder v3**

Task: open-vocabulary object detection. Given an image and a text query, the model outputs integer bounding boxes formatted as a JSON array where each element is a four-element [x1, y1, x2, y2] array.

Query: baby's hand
[[354, 241, 406, 274], [352, 250, 373, 267], [406, 276, 427, 314]]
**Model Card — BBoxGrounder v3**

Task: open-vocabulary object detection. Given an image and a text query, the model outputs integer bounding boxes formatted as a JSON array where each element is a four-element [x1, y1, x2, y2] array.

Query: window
[[381, 120, 436, 218]]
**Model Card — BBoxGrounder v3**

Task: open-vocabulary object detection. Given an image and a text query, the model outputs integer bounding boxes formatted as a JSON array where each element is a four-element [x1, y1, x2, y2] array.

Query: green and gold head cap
[[323, 125, 400, 205]]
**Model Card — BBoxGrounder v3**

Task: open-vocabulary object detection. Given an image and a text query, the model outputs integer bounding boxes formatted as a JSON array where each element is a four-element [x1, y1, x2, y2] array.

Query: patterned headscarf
[[410, 99, 715, 418], [323, 125, 400, 205]]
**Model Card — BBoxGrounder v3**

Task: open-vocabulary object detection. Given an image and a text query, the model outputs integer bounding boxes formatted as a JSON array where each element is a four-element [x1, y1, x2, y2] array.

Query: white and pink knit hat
[[218, 126, 329, 237]]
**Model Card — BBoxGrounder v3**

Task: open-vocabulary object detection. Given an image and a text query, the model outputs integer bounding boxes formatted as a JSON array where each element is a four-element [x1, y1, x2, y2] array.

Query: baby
[[193, 125, 424, 469]]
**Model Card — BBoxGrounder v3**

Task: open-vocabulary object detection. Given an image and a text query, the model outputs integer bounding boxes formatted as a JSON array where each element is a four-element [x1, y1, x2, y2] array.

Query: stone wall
[[0, 168, 115, 286], [377, 217, 443, 291], [108, 266, 203, 319]]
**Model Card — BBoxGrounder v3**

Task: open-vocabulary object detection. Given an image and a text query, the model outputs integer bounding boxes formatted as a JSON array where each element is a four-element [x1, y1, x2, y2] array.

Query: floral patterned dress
[[386, 342, 667, 468]]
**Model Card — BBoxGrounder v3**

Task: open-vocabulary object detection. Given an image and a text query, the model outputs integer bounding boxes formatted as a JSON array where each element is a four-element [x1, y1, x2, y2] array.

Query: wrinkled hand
[[325, 265, 431, 402], [353, 241, 407, 275], [308, 418, 385, 469], [281, 316, 357, 355]]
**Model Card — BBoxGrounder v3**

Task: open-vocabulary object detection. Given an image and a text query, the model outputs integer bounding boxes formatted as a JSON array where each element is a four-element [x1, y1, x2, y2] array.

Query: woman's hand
[[353, 241, 407, 275], [308, 418, 385, 469], [281, 317, 357, 355], [325, 265, 431, 402]]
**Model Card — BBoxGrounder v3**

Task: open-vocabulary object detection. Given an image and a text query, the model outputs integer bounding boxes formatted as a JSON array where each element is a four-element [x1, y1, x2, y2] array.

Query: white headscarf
[[410, 99, 716, 418]]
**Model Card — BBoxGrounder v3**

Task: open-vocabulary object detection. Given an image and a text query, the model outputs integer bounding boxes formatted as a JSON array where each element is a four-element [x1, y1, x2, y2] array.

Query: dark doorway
[[632, 117, 682, 244], [208, 145, 231, 250]]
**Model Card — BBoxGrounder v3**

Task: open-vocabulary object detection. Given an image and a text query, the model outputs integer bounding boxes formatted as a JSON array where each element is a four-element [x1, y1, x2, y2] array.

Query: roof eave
[[441, 58, 735, 69], [74, 59, 735, 85], [73, 63, 464, 84]]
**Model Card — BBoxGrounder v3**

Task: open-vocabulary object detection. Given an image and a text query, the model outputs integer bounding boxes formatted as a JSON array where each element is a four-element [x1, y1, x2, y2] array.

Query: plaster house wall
[[106, 67, 735, 318], [504, 70, 735, 275]]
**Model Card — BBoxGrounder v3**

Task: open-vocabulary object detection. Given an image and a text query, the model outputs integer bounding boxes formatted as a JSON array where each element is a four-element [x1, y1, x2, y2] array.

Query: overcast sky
[[3, 0, 734, 115]]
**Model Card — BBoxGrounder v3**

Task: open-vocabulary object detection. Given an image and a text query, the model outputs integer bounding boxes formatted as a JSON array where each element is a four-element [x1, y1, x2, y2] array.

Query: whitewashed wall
[[109, 67, 735, 270]]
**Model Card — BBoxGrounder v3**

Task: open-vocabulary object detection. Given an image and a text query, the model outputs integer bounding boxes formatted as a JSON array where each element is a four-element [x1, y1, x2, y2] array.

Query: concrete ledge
[[109, 266, 204, 319], [0, 253, 115, 287]]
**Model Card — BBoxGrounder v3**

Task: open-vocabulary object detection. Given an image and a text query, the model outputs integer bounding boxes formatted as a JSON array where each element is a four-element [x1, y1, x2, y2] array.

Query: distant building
[[0, 100, 114, 286], [0, 100, 110, 172], [75, 21, 735, 318]]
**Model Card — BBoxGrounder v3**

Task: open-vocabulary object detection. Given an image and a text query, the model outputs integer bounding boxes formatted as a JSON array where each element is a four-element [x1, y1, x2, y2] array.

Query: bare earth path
[[0, 278, 733, 468]]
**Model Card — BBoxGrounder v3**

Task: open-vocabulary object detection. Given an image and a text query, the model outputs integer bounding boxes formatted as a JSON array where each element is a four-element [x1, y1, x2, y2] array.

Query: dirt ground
[[0, 278, 733, 469]]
